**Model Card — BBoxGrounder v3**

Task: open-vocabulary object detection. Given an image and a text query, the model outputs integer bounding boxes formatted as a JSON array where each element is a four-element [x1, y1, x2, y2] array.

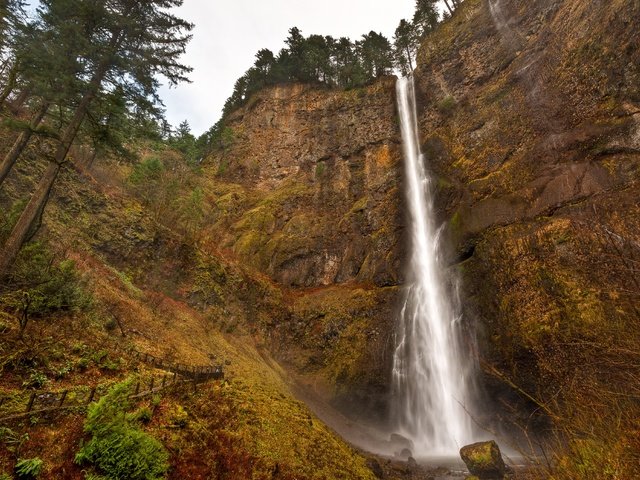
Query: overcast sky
[[159, 1, 417, 135]]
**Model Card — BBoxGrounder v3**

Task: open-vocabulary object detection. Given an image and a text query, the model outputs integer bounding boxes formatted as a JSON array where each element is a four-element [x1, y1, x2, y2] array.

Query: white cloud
[[159, 0, 416, 135]]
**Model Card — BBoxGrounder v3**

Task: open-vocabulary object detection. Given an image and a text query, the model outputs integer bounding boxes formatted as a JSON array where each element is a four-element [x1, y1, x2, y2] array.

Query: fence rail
[[129, 348, 226, 381], [0, 348, 228, 423]]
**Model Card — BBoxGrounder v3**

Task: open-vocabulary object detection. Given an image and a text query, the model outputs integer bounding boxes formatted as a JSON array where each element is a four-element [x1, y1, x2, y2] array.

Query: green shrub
[[14, 458, 43, 478], [128, 157, 164, 186], [0, 200, 27, 243], [0, 472, 13, 480], [0, 242, 92, 317], [436, 95, 457, 115], [130, 407, 153, 424], [75, 381, 169, 480], [22, 372, 48, 389]]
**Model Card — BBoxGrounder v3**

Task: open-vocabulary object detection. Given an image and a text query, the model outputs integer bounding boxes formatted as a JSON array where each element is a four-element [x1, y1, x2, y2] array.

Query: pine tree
[[0, 0, 26, 106], [394, 19, 419, 76], [413, 0, 440, 37], [358, 32, 394, 80], [0, 0, 193, 275]]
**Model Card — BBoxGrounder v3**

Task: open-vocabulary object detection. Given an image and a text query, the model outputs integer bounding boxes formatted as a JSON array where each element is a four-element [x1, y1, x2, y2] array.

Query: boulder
[[398, 448, 413, 460], [460, 441, 506, 479], [389, 433, 414, 452]]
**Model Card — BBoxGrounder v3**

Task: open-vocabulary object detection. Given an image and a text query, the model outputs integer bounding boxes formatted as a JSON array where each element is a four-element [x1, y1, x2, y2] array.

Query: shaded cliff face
[[412, 0, 640, 451], [209, 79, 403, 288], [203, 79, 405, 414]]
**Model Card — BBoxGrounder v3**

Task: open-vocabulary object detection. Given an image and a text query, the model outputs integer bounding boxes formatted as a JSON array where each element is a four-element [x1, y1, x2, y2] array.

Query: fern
[[14, 458, 43, 478], [75, 380, 168, 480]]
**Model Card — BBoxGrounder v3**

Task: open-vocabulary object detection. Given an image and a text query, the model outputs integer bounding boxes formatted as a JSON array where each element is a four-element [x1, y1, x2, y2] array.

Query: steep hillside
[[0, 142, 380, 478]]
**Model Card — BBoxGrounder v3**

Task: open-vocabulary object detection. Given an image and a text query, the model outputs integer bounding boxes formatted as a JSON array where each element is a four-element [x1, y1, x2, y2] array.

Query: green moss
[[436, 95, 457, 115]]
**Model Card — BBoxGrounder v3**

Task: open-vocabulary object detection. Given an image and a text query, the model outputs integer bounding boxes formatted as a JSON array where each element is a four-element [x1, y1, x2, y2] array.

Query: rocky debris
[[367, 458, 385, 479], [460, 441, 506, 479]]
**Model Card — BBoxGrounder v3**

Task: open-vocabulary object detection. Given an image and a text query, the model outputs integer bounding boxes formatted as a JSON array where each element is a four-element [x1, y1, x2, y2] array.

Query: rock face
[[210, 79, 403, 289], [412, 0, 640, 435], [460, 441, 506, 480], [204, 78, 404, 414]]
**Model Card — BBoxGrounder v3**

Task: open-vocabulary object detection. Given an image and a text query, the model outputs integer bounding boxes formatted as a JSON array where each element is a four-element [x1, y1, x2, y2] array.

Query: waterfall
[[391, 76, 474, 456]]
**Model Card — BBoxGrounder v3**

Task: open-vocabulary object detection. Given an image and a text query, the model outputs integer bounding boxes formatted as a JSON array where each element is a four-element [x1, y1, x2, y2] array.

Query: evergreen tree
[[413, 0, 440, 38], [170, 119, 197, 163], [358, 31, 394, 80], [0, 0, 193, 275], [0, 0, 26, 106], [394, 19, 419, 76]]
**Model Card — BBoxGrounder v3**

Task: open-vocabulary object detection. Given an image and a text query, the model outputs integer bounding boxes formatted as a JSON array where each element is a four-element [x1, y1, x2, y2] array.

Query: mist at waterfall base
[[390, 76, 477, 458]]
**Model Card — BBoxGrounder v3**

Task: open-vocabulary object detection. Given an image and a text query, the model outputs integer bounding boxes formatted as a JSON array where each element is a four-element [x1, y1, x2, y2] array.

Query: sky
[[159, 0, 417, 135]]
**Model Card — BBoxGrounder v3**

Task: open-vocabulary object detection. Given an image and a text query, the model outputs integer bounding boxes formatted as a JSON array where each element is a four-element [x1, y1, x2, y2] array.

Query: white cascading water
[[391, 76, 474, 455]]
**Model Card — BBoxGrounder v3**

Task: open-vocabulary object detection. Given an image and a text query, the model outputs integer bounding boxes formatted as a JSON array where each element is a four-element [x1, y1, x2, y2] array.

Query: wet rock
[[398, 448, 413, 460], [407, 456, 418, 468], [366, 458, 385, 479], [389, 433, 415, 452], [460, 441, 506, 479]]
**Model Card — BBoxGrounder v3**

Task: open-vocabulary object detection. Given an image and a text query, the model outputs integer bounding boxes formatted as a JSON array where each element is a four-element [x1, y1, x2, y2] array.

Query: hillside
[[0, 0, 639, 479]]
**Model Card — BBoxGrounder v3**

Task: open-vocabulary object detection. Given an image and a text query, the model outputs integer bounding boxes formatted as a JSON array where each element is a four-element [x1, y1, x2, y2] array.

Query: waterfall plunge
[[391, 77, 475, 455]]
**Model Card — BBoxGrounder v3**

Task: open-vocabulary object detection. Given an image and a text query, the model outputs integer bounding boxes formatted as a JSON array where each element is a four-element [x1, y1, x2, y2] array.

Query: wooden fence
[[129, 348, 225, 382], [0, 349, 228, 423]]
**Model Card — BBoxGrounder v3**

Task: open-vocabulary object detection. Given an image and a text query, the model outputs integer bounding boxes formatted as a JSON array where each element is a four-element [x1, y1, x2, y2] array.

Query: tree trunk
[[443, 0, 455, 15], [0, 161, 60, 275], [0, 55, 115, 276], [0, 62, 18, 107], [0, 102, 49, 187], [9, 88, 31, 113]]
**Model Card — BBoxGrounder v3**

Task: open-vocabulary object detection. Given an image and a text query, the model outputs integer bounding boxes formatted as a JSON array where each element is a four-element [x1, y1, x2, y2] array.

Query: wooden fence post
[[58, 390, 68, 408], [26, 392, 36, 412], [87, 387, 97, 404], [135, 382, 140, 395], [149, 378, 154, 392]]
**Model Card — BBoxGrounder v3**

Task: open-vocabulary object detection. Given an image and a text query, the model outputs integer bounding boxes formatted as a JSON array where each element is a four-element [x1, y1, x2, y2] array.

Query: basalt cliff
[[1, 0, 638, 477]]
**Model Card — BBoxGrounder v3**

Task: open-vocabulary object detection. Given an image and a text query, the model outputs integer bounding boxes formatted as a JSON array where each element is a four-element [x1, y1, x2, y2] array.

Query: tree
[[0, 0, 26, 106], [413, 0, 440, 37], [394, 19, 419, 76], [170, 119, 197, 163], [0, 0, 193, 276], [358, 31, 394, 80]]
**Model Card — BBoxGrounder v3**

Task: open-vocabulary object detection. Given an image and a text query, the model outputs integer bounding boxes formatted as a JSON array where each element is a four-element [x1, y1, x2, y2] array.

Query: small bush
[[14, 458, 43, 478], [75, 381, 169, 480], [22, 372, 48, 389], [0, 242, 92, 319], [54, 363, 73, 379], [84, 474, 108, 480], [0, 472, 13, 480], [128, 157, 164, 186], [436, 95, 457, 115], [130, 407, 153, 424], [103, 317, 117, 332]]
